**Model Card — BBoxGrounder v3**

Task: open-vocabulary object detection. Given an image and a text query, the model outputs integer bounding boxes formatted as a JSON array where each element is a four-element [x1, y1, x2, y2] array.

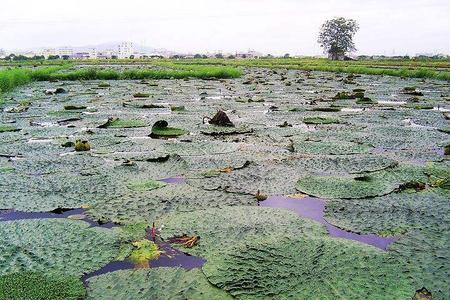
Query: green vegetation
[[0, 66, 68, 105], [0, 272, 85, 300], [171, 57, 450, 80], [128, 240, 161, 264], [159, 207, 413, 299], [86, 268, 232, 300], [0, 219, 121, 276], [296, 165, 428, 199], [133, 92, 150, 98], [0, 124, 20, 133], [39, 65, 241, 81], [150, 120, 188, 138], [99, 118, 148, 128], [74, 140, 91, 151], [0, 63, 240, 105], [293, 140, 371, 155], [303, 116, 340, 124], [0, 66, 66, 92]]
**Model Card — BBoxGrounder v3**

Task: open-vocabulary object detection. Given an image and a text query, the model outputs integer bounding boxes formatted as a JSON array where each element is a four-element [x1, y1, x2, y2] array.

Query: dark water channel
[[260, 196, 398, 250]]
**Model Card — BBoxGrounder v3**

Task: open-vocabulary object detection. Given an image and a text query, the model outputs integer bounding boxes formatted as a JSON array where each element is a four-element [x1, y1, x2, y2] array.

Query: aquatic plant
[[296, 165, 428, 199], [64, 104, 87, 110], [98, 82, 110, 88], [0, 272, 86, 300], [204, 110, 234, 127], [86, 268, 231, 300], [202, 234, 413, 299], [150, 120, 188, 138], [128, 239, 161, 264], [127, 180, 167, 192], [303, 116, 340, 124], [0, 124, 20, 133], [98, 117, 147, 128], [133, 92, 150, 98], [74, 139, 91, 151], [0, 219, 121, 276]]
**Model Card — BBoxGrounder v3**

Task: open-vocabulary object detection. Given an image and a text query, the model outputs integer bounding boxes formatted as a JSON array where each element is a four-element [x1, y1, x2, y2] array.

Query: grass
[[45, 65, 241, 81], [0, 63, 240, 105], [1, 57, 448, 105], [0, 66, 68, 105], [169, 58, 450, 81]]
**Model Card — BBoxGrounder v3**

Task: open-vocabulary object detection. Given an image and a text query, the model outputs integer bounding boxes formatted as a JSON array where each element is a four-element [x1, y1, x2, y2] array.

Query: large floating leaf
[[390, 228, 450, 300], [202, 235, 414, 299], [87, 185, 257, 224], [0, 219, 121, 276], [188, 155, 400, 196], [158, 206, 326, 258], [296, 164, 428, 199], [86, 268, 232, 300], [294, 140, 372, 155], [325, 188, 450, 236], [98, 117, 147, 128]]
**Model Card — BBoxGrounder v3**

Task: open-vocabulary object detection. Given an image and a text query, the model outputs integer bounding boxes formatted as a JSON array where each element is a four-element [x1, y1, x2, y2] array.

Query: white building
[[39, 48, 57, 58], [88, 48, 97, 59], [58, 47, 74, 58], [97, 49, 117, 59], [118, 42, 134, 59]]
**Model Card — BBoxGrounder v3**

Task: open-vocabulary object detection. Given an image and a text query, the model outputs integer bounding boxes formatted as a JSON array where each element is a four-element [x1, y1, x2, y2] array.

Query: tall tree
[[318, 17, 359, 60]]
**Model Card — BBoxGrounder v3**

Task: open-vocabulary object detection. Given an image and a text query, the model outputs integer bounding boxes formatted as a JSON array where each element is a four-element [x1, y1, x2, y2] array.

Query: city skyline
[[1, 0, 449, 56]]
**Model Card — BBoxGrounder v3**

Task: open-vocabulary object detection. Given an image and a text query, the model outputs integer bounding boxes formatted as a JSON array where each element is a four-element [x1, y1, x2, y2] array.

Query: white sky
[[0, 0, 449, 55]]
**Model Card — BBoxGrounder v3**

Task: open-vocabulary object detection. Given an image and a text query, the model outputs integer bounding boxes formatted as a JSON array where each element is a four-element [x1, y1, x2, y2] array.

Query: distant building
[[234, 50, 261, 59], [73, 52, 90, 60], [88, 48, 97, 59], [118, 42, 134, 59], [40, 48, 57, 59], [58, 47, 74, 58], [97, 49, 116, 59]]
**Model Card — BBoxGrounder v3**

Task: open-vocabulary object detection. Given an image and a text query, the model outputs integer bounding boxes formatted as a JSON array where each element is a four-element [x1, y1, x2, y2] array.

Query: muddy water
[[82, 233, 205, 283], [160, 176, 187, 184], [0, 208, 116, 228], [260, 196, 397, 250]]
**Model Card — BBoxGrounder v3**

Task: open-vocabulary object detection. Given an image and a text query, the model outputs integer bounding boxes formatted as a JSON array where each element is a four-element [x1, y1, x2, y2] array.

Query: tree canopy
[[318, 17, 359, 60]]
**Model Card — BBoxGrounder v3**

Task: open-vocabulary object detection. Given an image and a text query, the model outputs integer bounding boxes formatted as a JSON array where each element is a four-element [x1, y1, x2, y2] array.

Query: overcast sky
[[1, 0, 449, 55]]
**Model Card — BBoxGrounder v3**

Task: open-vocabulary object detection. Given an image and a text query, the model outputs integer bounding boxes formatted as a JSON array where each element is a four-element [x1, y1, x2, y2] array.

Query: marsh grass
[[0, 64, 240, 105], [175, 58, 450, 81], [0, 66, 68, 105], [44, 65, 241, 81]]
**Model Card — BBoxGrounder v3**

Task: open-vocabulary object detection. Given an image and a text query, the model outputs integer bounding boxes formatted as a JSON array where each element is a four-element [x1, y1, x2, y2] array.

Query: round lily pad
[[202, 235, 414, 299], [150, 120, 188, 138], [303, 116, 340, 124], [0, 219, 121, 276], [158, 206, 326, 258], [126, 179, 167, 192], [296, 165, 428, 199], [86, 268, 231, 300], [294, 140, 372, 155]]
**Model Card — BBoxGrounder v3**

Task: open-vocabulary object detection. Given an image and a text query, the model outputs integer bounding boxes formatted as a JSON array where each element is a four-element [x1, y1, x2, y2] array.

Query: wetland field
[[0, 59, 449, 299]]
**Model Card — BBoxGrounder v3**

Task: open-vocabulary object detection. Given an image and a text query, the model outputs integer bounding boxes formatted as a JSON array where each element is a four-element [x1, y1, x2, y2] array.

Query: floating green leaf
[[0, 219, 121, 276], [126, 179, 167, 192], [303, 116, 340, 124], [86, 268, 232, 300], [0, 272, 86, 300]]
